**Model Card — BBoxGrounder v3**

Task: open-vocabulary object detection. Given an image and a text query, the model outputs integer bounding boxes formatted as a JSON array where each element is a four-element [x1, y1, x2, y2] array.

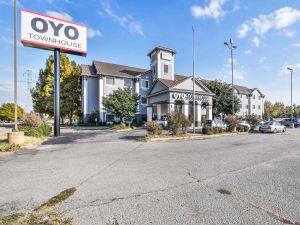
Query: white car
[[260, 121, 286, 133], [156, 118, 168, 127], [239, 121, 251, 128]]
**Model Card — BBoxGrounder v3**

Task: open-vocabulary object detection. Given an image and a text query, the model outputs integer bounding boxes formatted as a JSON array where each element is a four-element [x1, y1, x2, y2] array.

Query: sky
[[1, 0, 300, 111]]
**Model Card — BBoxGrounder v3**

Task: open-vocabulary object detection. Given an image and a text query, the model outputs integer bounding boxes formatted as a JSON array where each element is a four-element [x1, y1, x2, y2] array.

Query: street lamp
[[287, 67, 294, 128], [224, 39, 237, 115]]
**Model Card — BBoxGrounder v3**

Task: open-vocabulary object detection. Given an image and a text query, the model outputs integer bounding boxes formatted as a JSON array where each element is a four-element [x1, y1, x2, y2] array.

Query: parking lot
[[0, 128, 299, 225]]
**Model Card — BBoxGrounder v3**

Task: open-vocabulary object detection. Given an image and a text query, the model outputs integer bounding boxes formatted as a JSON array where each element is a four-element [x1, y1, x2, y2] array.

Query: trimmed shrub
[[19, 123, 52, 137], [202, 127, 223, 135], [237, 124, 250, 133], [144, 121, 162, 135], [167, 112, 191, 135], [112, 123, 132, 130], [23, 112, 44, 127], [225, 115, 238, 132], [88, 110, 100, 125]]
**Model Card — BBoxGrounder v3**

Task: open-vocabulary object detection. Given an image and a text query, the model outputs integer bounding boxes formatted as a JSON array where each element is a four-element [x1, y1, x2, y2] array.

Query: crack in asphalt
[[77, 143, 144, 187]]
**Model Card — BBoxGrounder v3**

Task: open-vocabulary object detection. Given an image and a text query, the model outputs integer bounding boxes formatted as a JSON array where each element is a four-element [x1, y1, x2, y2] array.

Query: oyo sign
[[21, 9, 87, 56], [172, 92, 209, 102]]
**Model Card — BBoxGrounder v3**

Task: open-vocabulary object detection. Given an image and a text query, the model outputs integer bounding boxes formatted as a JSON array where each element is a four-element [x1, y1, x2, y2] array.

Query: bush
[[23, 112, 44, 127], [225, 115, 238, 132], [144, 121, 162, 135], [112, 123, 132, 130], [88, 110, 100, 125], [202, 127, 223, 135], [167, 112, 191, 135], [236, 124, 250, 133], [245, 114, 261, 126], [19, 123, 52, 137]]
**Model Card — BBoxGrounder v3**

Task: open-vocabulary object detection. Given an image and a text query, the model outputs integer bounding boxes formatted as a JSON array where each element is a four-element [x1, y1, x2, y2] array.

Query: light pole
[[224, 39, 237, 115], [192, 26, 195, 134], [287, 67, 294, 128]]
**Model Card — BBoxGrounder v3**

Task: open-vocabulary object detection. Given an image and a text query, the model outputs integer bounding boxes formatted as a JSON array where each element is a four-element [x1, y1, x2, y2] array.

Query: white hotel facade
[[80, 46, 265, 124]]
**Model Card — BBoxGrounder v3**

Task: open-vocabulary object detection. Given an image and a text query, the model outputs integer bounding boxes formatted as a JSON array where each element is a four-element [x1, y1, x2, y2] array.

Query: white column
[[99, 78, 105, 122], [168, 103, 174, 113], [196, 104, 202, 127], [183, 104, 189, 118], [147, 107, 153, 122], [249, 95, 252, 115], [157, 104, 162, 120], [83, 77, 88, 120], [135, 79, 140, 114], [206, 105, 213, 120]]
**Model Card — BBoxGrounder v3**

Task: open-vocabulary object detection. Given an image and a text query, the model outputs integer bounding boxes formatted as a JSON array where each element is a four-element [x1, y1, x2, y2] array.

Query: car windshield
[[263, 122, 273, 125]]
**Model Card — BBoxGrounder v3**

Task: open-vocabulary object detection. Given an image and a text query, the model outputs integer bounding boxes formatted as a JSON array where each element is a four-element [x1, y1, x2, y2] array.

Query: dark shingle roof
[[92, 61, 147, 78], [81, 64, 96, 76]]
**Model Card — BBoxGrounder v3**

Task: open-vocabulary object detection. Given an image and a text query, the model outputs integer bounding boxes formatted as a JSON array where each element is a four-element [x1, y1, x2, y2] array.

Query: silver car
[[260, 121, 286, 133]]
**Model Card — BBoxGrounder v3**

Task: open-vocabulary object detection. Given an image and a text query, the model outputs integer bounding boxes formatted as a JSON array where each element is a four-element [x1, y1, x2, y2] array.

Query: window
[[246, 95, 249, 99], [258, 105, 261, 110], [164, 64, 169, 74], [124, 78, 132, 87], [141, 97, 147, 105], [246, 105, 249, 109], [253, 95, 256, 100], [106, 77, 115, 85], [151, 65, 156, 76], [258, 96, 261, 100], [141, 79, 149, 89], [253, 105, 255, 109]]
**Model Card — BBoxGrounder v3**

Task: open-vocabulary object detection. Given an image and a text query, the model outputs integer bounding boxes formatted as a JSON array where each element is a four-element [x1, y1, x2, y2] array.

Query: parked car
[[239, 120, 251, 128], [205, 119, 228, 131], [259, 121, 286, 133], [156, 117, 168, 127], [281, 118, 300, 127]]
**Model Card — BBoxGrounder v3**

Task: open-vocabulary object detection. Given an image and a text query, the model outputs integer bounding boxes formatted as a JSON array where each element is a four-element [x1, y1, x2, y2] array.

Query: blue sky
[[1, 0, 300, 111]]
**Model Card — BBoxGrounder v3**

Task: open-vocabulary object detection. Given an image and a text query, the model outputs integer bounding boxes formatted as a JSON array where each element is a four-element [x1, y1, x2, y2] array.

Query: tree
[[205, 80, 241, 117], [31, 54, 81, 123], [102, 87, 140, 122], [0, 103, 24, 122]]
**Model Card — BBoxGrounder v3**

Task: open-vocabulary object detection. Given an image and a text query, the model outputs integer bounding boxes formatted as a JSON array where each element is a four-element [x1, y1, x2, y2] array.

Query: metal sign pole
[[54, 49, 60, 136]]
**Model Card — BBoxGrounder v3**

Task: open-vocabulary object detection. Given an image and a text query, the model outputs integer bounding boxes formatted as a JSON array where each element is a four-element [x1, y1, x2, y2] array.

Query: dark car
[[281, 118, 300, 127]]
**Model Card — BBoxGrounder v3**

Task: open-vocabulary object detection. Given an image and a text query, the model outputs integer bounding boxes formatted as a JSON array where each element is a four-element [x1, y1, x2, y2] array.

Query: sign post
[[21, 9, 87, 137], [54, 49, 60, 136]]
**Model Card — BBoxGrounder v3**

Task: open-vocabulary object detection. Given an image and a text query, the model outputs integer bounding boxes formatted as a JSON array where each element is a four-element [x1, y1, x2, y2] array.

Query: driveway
[[0, 128, 299, 225]]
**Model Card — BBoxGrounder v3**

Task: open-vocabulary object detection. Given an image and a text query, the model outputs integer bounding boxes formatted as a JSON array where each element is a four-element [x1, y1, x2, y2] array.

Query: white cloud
[[292, 43, 300, 47], [244, 50, 252, 55], [233, 70, 245, 80], [191, 0, 226, 21], [237, 7, 300, 39], [237, 23, 250, 38], [251, 36, 260, 47], [233, 1, 240, 12], [0, 81, 13, 93], [45, 11, 73, 21], [100, 1, 144, 36], [282, 29, 295, 37], [87, 28, 102, 38], [259, 56, 267, 63]]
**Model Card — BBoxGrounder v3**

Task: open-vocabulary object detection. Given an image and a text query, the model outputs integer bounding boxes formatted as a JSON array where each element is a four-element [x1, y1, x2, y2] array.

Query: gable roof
[[81, 64, 96, 76], [92, 61, 147, 78], [147, 46, 176, 56]]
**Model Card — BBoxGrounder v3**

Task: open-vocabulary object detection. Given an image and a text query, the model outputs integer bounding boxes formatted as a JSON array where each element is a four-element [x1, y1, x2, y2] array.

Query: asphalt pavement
[[0, 128, 299, 225]]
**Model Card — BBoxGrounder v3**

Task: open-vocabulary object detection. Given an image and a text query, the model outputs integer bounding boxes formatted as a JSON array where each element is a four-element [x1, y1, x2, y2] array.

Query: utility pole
[[224, 39, 237, 115], [192, 26, 196, 134], [23, 69, 35, 91], [14, 0, 18, 131]]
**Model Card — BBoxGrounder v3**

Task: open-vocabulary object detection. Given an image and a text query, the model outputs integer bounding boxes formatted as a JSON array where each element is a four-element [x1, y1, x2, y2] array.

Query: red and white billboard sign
[[21, 9, 87, 56]]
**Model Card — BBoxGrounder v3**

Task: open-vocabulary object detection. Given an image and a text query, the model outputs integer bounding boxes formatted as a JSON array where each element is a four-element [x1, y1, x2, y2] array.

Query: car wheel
[[283, 128, 286, 133], [273, 129, 277, 134], [260, 131, 264, 133]]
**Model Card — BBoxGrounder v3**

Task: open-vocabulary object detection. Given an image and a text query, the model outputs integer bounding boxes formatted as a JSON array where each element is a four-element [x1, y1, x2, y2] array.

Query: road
[[0, 128, 299, 225]]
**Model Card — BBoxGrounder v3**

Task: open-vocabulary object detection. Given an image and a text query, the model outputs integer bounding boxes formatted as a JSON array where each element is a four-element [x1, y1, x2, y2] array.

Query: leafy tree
[[205, 80, 241, 117], [31, 54, 81, 123], [0, 103, 24, 122], [102, 87, 140, 122]]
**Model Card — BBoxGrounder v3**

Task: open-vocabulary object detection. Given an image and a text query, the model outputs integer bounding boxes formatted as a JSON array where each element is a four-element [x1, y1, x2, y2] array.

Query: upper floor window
[[253, 105, 256, 109], [141, 79, 149, 89], [246, 105, 249, 109], [106, 77, 115, 85], [151, 65, 156, 76], [253, 95, 256, 100], [258, 105, 261, 110], [164, 64, 169, 75], [124, 78, 132, 88], [258, 96, 261, 100], [141, 97, 147, 105]]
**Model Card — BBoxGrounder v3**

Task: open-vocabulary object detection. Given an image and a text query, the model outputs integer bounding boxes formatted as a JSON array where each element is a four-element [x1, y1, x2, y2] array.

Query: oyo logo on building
[[172, 92, 209, 102], [21, 9, 87, 55]]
